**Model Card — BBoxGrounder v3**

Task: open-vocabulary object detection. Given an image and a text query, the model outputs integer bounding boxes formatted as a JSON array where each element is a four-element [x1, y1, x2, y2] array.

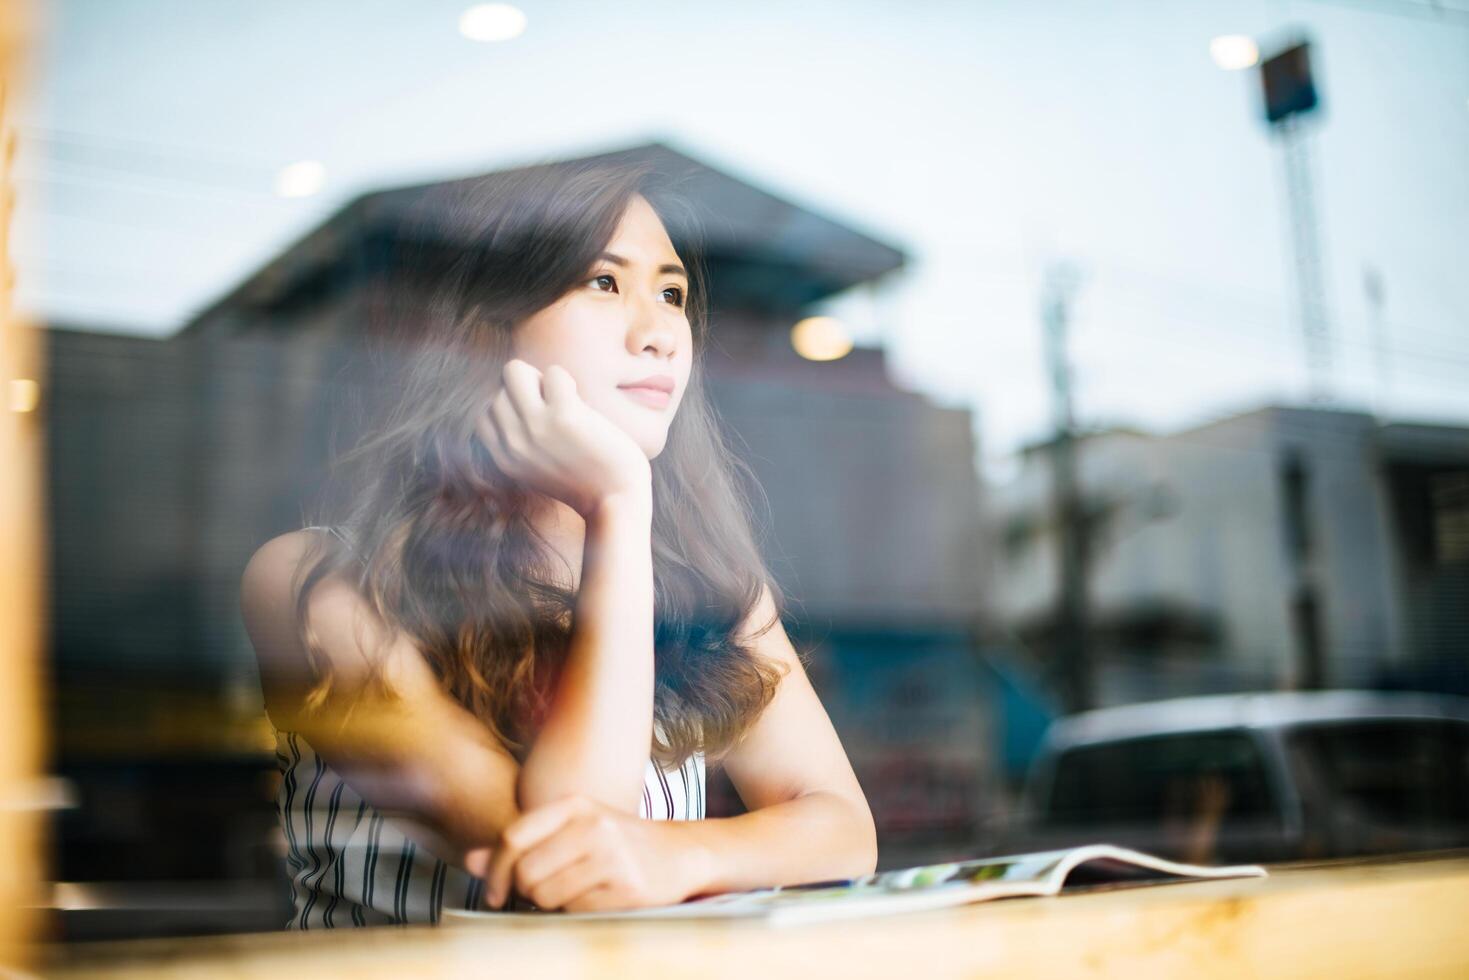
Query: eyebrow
[[598, 251, 688, 280]]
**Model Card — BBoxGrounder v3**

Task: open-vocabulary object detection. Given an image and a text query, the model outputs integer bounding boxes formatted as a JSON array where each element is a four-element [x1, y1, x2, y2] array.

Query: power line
[[1081, 258, 1469, 360], [16, 124, 284, 185], [1072, 291, 1469, 379]]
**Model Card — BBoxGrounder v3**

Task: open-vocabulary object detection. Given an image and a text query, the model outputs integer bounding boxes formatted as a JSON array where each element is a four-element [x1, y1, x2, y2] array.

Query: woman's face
[[511, 194, 694, 459]]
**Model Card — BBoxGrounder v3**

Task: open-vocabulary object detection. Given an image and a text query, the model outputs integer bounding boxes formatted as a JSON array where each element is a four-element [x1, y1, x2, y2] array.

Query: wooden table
[[42, 854, 1469, 978]]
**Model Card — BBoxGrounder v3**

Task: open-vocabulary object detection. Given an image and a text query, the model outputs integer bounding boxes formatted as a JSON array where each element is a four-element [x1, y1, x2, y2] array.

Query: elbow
[[420, 750, 523, 857], [844, 792, 879, 875], [854, 807, 879, 876], [814, 790, 878, 876]]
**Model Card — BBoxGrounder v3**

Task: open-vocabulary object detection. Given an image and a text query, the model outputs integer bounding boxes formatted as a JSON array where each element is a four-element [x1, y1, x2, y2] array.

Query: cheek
[[511, 313, 610, 387]]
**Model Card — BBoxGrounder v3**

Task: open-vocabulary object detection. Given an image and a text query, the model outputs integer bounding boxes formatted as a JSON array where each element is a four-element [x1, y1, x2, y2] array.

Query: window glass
[[1045, 731, 1277, 828], [1287, 720, 1469, 826]]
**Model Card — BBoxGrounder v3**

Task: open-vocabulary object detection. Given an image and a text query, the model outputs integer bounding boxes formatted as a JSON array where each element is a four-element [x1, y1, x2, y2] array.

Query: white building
[[991, 406, 1469, 706]]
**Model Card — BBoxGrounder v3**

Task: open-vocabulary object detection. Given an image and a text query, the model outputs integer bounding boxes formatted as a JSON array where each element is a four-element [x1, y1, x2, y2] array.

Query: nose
[[625, 291, 677, 360]]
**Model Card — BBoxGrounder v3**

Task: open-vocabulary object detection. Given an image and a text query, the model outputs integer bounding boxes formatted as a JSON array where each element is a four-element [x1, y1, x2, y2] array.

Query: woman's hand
[[476, 794, 706, 913], [477, 359, 651, 519]]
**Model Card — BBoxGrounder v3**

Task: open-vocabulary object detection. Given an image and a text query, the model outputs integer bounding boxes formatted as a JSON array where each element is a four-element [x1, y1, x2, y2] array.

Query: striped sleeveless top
[[274, 729, 706, 928], [275, 526, 706, 928]]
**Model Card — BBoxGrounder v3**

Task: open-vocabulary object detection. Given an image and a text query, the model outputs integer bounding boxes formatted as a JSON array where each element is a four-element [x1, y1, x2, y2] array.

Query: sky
[[12, 0, 1469, 478]]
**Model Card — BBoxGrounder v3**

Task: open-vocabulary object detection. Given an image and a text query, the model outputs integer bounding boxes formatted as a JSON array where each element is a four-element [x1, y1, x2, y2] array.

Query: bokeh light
[[458, 3, 527, 42], [1210, 34, 1259, 70], [273, 160, 326, 198], [791, 316, 854, 362]]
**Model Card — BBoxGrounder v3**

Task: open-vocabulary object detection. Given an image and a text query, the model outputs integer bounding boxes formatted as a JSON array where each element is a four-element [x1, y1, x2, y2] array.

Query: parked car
[[1009, 691, 1469, 865]]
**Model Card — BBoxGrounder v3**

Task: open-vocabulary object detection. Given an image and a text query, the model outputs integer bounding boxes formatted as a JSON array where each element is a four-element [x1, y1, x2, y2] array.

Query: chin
[[604, 414, 664, 461], [638, 432, 669, 460], [631, 420, 672, 459], [606, 408, 671, 461]]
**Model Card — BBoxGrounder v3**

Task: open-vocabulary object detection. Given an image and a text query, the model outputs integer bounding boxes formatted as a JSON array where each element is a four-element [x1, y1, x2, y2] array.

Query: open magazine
[[444, 844, 1268, 927]]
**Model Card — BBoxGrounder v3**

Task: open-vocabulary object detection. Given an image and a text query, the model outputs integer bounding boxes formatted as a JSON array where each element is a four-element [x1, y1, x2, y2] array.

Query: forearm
[[517, 491, 655, 815], [671, 791, 879, 898], [296, 695, 524, 877]]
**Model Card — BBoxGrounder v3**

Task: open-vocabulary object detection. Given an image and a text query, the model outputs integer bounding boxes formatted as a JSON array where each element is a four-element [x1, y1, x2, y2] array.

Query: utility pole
[[1363, 264, 1392, 413], [1041, 262, 1093, 715]]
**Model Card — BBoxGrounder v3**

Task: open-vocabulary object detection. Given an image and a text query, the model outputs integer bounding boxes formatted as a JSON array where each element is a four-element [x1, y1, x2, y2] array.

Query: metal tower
[[1262, 40, 1333, 404]]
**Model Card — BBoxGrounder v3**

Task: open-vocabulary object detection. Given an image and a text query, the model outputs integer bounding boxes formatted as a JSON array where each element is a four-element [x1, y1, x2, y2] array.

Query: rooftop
[[183, 142, 907, 336]]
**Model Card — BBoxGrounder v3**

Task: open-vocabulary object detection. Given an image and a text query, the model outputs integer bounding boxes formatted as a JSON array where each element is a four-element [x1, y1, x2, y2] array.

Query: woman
[[240, 162, 877, 927]]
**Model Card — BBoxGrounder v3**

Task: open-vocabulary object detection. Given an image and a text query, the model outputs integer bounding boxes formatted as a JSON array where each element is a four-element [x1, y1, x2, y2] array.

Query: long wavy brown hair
[[290, 160, 789, 770]]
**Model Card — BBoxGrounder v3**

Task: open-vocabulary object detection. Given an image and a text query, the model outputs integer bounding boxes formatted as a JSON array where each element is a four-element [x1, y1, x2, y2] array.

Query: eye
[[661, 285, 685, 307], [588, 272, 618, 293]]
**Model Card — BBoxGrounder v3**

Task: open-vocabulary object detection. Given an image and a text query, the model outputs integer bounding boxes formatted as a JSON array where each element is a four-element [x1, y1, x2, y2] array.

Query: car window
[[1043, 731, 1277, 828], [1286, 719, 1469, 826]]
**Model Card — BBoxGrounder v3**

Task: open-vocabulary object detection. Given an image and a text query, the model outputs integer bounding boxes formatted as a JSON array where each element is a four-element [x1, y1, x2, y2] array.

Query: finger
[[527, 852, 610, 912], [475, 399, 512, 470], [486, 827, 534, 911], [501, 359, 545, 422], [486, 797, 589, 908], [541, 364, 578, 410], [564, 883, 624, 914], [512, 818, 595, 900], [463, 846, 493, 881], [488, 389, 524, 458]]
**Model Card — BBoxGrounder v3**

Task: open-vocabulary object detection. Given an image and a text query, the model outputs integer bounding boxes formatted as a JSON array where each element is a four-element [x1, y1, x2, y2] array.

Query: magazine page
[[654, 847, 1262, 925], [443, 846, 1269, 927], [443, 852, 1066, 926], [1053, 845, 1269, 889], [622, 851, 1069, 921]]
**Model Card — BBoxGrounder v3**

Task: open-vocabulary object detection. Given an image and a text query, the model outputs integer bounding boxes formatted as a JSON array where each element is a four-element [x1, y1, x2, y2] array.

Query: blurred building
[[992, 405, 1469, 707], [44, 325, 285, 939], [44, 142, 1000, 936]]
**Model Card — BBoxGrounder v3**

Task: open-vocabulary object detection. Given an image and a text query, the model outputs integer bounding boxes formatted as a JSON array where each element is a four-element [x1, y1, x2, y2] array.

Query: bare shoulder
[[239, 528, 323, 653], [240, 528, 404, 728], [239, 529, 316, 610], [736, 581, 802, 675]]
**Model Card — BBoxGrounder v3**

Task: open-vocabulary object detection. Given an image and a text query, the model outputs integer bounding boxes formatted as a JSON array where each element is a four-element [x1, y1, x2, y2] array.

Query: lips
[[620, 375, 675, 394], [619, 385, 673, 410], [618, 374, 676, 410]]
